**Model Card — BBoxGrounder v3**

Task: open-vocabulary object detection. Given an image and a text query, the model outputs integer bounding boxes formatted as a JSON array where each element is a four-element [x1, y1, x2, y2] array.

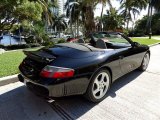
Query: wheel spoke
[[95, 79, 100, 88], [93, 88, 100, 95], [99, 89, 104, 97], [100, 73, 105, 82]]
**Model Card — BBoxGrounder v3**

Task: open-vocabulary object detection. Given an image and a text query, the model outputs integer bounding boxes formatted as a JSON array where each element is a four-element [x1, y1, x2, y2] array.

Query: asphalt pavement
[[0, 45, 160, 120]]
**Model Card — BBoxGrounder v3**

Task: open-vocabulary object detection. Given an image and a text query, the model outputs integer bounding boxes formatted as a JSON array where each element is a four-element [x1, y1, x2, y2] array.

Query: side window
[[108, 34, 131, 45]]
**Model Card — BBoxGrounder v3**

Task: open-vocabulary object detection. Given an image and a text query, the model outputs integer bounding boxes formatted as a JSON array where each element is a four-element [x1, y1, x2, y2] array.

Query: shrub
[[29, 43, 41, 47], [42, 39, 55, 47], [0, 44, 5, 49], [24, 36, 35, 43], [123, 29, 129, 36], [57, 38, 66, 43], [128, 29, 146, 37], [6, 44, 30, 50]]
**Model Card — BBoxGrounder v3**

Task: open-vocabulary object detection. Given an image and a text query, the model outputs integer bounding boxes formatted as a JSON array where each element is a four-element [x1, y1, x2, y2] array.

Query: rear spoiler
[[23, 50, 56, 63]]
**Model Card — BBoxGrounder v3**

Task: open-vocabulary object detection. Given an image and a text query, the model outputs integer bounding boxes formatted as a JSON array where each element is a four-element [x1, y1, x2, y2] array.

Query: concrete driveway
[[0, 45, 160, 120]]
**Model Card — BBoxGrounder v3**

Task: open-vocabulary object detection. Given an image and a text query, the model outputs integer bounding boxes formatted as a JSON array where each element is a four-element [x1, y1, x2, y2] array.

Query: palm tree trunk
[[126, 19, 129, 30], [77, 19, 79, 37], [100, 4, 104, 31], [70, 19, 74, 37], [84, 5, 95, 36], [146, 2, 151, 31], [149, 5, 153, 39]]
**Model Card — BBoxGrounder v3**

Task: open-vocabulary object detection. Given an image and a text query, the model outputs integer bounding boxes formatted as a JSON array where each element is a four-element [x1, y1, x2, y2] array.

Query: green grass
[[0, 50, 25, 77], [131, 38, 160, 45], [0, 47, 42, 78]]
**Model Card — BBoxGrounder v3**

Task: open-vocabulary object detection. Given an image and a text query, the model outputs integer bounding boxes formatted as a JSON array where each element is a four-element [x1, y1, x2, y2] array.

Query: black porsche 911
[[18, 32, 150, 102]]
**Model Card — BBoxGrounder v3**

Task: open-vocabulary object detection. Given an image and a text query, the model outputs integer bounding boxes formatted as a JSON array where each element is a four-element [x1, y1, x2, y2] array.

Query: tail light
[[40, 65, 74, 79]]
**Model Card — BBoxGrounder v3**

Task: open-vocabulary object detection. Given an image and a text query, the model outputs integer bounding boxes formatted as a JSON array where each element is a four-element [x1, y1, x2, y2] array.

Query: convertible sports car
[[18, 32, 150, 102]]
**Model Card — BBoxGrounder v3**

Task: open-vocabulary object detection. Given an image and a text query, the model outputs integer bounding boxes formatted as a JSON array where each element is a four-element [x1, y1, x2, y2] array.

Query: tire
[[138, 52, 150, 71], [85, 69, 111, 103]]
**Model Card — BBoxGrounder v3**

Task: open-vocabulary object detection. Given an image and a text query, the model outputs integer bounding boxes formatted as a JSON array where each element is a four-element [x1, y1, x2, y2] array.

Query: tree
[[135, 13, 160, 36], [0, 0, 24, 33], [65, 0, 109, 36], [97, 0, 112, 31], [14, 1, 43, 22], [102, 8, 124, 31], [65, 1, 81, 37], [151, 0, 160, 12], [119, 0, 147, 30], [52, 15, 68, 37], [0, 0, 56, 33]]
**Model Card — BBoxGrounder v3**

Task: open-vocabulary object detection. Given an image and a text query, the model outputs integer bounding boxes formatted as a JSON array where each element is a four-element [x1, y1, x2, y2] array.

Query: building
[[50, 0, 66, 16], [57, 0, 66, 15], [46, 0, 66, 34]]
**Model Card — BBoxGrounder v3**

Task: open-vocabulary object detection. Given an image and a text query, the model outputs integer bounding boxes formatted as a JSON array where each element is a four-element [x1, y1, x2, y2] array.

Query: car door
[[119, 45, 147, 75], [107, 33, 143, 75]]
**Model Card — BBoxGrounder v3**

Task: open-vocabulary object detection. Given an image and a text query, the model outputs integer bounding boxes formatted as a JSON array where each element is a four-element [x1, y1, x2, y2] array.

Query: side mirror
[[132, 42, 140, 47]]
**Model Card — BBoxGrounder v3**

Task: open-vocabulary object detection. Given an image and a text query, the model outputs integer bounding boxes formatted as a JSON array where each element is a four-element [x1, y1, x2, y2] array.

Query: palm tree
[[65, 0, 81, 37], [97, 0, 113, 31], [103, 8, 124, 31], [145, 0, 160, 39], [65, 0, 115, 36], [29, 0, 57, 25], [65, 0, 100, 36], [119, 0, 147, 30], [151, 0, 160, 12], [52, 15, 67, 37]]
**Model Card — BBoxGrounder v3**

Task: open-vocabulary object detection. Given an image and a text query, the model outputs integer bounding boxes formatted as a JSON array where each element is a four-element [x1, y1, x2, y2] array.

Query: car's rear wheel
[[139, 52, 150, 71], [85, 69, 111, 102]]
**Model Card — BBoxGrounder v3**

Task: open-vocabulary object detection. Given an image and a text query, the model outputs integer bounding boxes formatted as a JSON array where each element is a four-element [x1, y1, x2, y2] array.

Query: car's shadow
[[0, 70, 143, 120], [49, 70, 143, 119]]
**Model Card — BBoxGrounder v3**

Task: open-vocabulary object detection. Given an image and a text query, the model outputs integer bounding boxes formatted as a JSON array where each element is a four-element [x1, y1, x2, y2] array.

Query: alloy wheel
[[92, 72, 110, 99], [142, 53, 150, 70]]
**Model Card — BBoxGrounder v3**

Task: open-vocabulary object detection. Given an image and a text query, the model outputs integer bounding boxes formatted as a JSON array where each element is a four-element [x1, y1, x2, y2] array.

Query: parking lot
[[0, 45, 160, 120]]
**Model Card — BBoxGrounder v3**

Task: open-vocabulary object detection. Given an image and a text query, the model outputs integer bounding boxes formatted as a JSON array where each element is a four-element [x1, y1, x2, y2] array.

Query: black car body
[[18, 32, 150, 102]]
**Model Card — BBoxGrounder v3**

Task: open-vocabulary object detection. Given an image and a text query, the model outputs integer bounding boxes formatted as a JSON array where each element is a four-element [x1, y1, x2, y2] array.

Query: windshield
[[92, 32, 130, 45]]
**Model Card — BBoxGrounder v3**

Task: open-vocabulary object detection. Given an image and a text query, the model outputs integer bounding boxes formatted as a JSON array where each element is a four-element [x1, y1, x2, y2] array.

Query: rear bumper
[[18, 74, 90, 98]]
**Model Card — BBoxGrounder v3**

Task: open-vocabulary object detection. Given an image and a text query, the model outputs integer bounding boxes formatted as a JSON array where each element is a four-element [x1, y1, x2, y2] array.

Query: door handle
[[119, 56, 124, 59]]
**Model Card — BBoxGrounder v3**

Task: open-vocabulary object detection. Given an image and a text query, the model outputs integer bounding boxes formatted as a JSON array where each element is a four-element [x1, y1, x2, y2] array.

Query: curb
[[149, 42, 160, 47], [0, 74, 19, 87]]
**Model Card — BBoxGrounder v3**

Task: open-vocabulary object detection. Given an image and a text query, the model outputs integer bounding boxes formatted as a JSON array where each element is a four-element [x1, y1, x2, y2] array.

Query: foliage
[[65, 0, 98, 36], [0, 0, 44, 32], [14, 0, 43, 22], [0, 0, 22, 32], [0, 43, 41, 50], [42, 39, 55, 47], [57, 38, 66, 43], [135, 13, 160, 36], [52, 15, 68, 32], [151, 0, 160, 12], [119, 0, 148, 29], [102, 8, 124, 31]]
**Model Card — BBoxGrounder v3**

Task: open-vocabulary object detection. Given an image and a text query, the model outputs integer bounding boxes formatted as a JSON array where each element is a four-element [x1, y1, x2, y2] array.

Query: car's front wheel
[[85, 69, 111, 102], [139, 52, 150, 71]]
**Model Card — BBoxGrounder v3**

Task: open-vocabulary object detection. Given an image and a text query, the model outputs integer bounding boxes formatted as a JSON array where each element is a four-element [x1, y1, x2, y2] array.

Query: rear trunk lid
[[19, 50, 56, 80], [19, 43, 102, 80]]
